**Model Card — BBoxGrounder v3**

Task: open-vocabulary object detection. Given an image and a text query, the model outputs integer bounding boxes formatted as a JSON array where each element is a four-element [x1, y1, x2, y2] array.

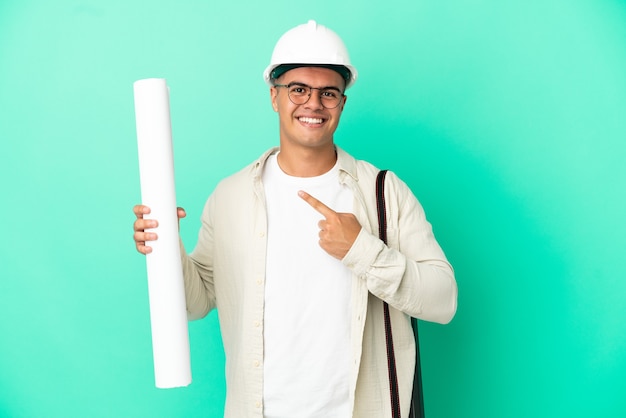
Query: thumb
[[177, 207, 186, 230]]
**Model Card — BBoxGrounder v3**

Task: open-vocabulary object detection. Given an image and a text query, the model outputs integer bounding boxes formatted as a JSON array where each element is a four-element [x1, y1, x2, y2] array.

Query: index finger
[[133, 204, 151, 218], [298, 190, 336, 218]]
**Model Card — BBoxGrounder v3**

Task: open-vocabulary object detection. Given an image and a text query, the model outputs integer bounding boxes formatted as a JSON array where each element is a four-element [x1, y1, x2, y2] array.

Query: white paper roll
[[134, 78, 191, 388]]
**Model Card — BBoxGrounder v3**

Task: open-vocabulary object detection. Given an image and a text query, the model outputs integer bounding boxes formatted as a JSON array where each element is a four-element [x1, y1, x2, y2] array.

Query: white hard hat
[[263, 20, 358, 89]]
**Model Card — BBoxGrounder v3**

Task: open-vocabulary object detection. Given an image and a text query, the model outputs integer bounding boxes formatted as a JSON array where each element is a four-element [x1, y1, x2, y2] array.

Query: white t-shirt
[[262, 153, 354, 418]]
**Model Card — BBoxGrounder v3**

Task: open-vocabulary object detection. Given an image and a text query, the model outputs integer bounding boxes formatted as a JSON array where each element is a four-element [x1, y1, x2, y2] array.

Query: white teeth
[[299, 117, 323, 124]]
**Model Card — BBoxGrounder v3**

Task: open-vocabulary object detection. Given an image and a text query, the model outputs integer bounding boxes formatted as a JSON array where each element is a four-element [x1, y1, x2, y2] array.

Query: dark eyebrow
[[287, 81, 343, 92]]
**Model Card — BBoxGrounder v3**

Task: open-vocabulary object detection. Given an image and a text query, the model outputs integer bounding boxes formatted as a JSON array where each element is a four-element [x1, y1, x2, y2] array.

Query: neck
[[277, 145, 337, 177]]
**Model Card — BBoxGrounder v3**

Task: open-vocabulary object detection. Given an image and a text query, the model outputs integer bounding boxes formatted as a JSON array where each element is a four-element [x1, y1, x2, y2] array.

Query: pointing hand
[[298, 190, 362, 260]]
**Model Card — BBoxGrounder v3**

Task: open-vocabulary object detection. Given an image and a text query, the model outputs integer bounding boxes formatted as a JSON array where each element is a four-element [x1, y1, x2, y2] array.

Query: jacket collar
[[252, 145, 359, 182]]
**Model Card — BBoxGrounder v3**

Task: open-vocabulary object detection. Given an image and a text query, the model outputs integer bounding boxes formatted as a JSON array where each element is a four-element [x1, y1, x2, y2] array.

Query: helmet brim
[[270, 64, 352, 84]]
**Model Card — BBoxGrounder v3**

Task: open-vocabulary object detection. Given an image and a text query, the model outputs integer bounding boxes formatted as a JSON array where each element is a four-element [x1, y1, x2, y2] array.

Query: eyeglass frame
[[273, 82, 345, 109]]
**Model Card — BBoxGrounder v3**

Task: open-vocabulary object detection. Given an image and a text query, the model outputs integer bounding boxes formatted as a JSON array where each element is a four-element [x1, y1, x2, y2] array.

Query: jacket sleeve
[[179, 195, 217, 320], [342, 171, 457, 324]]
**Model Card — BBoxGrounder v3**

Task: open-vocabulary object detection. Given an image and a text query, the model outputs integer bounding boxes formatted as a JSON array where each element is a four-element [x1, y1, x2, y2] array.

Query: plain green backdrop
[[1, 0, 625, 417]]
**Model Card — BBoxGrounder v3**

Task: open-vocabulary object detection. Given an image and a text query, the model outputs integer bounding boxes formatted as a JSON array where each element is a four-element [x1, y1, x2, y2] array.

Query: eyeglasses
[[274, 82, 344, 109]]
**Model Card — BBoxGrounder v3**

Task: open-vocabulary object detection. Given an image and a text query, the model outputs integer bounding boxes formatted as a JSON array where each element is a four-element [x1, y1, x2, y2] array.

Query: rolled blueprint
[[133, 78, 191, 388]]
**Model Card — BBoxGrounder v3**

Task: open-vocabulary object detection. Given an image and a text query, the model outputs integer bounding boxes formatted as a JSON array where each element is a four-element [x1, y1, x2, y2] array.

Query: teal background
[[1, 0, 625, 417]]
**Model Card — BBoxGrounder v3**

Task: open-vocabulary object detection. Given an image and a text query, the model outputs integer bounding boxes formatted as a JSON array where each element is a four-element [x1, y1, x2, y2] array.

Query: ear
[[270, 87, 278, 112]]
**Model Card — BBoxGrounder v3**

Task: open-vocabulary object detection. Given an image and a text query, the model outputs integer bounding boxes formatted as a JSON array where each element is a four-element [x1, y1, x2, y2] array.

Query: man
[[133, 20, 457, 418]]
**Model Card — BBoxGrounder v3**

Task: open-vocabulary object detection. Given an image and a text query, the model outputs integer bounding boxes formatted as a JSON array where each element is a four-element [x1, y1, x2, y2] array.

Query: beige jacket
[[181, 146, 457, 418]]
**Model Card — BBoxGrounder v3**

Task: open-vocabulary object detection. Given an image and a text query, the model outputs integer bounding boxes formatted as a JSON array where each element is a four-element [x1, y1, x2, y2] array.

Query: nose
[[304, 89, 324, 110]]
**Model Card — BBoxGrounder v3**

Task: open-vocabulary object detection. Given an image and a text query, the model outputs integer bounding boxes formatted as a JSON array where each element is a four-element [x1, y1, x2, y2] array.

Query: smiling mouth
[[298, 116, 324, 124]]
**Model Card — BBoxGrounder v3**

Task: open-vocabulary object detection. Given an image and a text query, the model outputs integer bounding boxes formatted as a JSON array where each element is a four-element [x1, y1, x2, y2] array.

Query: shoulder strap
[[376, 169, 425, 418], [376, 170, 389, 245], [376, 170, 402, 418]]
